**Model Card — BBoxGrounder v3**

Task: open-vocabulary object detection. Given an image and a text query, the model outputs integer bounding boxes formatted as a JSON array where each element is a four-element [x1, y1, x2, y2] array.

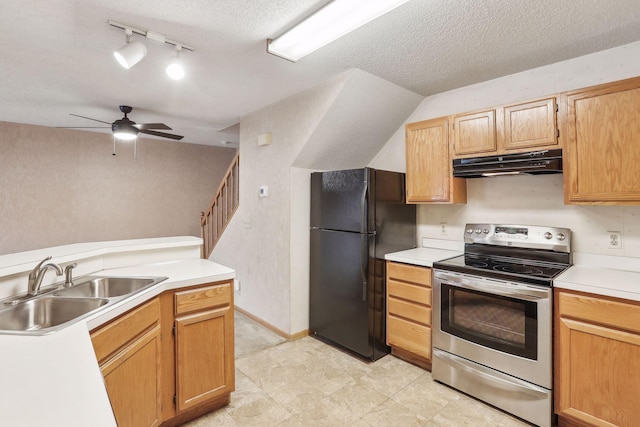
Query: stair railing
[[200, 152, 239, 258]]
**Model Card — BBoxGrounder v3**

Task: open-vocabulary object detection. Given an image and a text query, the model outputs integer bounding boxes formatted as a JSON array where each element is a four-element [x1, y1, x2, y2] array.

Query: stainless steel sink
[[0, 296, 109, 332], [53, 276, 166, 298]]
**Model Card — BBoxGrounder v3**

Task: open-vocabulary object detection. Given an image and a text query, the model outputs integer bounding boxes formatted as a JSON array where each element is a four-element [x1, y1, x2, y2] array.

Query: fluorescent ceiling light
[[267, 0, 410, 62], [114, 40, 147, 69]]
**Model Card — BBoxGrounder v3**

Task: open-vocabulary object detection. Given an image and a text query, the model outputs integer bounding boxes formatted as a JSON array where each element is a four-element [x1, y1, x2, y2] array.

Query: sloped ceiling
[[1, 1, 640, 146], [293, 69, 423, 170]]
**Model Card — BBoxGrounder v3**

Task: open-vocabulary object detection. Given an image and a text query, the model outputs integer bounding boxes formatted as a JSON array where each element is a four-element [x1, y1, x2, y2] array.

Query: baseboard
[[235, 306, 309, 341]]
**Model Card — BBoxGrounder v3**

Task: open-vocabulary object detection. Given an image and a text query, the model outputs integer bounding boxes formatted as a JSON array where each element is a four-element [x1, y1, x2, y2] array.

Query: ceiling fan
[[60, 105, 184, 141]]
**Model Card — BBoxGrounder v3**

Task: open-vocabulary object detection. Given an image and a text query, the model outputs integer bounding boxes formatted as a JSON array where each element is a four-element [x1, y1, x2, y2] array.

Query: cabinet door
[[452, 110, 496, 156], [556, 291, 640, 426], [564, 78, 640, 204], [502, 98, 557, 151], [405, 118, 466, 203], [101, 326, 162, 427], [175, 306, 234, 412]]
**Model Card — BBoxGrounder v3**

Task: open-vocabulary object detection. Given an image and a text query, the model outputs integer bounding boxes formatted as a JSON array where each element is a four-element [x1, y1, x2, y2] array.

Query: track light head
[[114, 32, 147, 70], [166, 45, 185, 80]]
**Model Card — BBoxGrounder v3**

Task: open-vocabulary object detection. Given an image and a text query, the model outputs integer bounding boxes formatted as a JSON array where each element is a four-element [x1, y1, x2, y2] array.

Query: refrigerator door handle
[[360, 182, 368, 234], [361, 234, 368, 302]]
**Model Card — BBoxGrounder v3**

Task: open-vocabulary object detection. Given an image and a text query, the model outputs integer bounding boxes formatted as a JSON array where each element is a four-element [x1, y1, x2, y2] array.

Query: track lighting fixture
[[113, 29, 147, 69], [108, 20, 194, 78], [166, 45, 185, 80]]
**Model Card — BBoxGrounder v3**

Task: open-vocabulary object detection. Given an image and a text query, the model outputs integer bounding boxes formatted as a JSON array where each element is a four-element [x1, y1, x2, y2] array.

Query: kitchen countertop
[[385, 246, 462, 267], [0, 239, 234, 427], [555, 252, 640, 302]]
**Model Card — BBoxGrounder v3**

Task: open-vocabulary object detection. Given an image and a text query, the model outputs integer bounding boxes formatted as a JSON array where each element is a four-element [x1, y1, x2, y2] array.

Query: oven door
[[433, 270, 552, 388]]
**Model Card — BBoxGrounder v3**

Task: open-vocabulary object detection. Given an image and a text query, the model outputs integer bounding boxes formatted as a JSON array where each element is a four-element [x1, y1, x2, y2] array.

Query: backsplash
[[417, 174, 640, 258]]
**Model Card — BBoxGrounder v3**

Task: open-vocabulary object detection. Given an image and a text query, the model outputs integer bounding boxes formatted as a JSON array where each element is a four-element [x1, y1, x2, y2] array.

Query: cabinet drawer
[[388, 315, 431, 360], [388, 279, 431, 305], [91, 297, 160, 364], [388, 262, 431, 286], [388, 297, 431, 326], [175, 282, 231, 315], [558, 291, 640, 334]]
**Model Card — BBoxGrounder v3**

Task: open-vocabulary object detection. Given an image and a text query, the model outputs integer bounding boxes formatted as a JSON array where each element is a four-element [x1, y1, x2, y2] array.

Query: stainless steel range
[[432, 224, 571, 427]]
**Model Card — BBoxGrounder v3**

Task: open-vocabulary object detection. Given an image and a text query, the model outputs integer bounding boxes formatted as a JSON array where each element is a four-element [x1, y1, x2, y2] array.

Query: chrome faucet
[[27, 256, 63, 296]]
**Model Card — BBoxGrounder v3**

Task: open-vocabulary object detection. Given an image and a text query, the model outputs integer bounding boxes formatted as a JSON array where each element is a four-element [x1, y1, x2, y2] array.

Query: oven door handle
[[436, 272, 549, 301], [433, 348, 549, 398]]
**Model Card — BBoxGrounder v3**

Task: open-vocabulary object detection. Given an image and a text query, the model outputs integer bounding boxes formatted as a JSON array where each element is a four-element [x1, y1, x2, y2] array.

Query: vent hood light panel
[[453, 149, 563, 178]]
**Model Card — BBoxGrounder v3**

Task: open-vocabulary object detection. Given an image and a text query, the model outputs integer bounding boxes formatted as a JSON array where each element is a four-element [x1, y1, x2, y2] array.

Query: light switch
[[259, 186, 269, 198]]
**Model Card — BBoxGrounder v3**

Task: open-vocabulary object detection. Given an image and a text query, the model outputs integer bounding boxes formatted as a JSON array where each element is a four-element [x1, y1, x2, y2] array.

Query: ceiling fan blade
[[134, 123, 172, 130], [139, 129, 184, 140], [69, 113, 112, 125], [55, 126, 110, 129]]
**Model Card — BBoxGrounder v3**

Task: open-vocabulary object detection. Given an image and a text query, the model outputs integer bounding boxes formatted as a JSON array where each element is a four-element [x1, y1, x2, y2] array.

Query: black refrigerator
[[310, 167, 416, 361]]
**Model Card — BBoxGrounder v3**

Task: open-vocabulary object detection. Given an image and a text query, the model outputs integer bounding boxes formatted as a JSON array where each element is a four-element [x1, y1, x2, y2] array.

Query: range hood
[[452, 149, 562, 178]]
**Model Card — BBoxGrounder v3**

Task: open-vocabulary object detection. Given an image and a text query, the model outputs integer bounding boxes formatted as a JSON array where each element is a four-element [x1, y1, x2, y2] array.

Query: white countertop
[[385, 247, 462, 267], [555, 252, 640, 301], [0, 236, 202, 277], [0, 239, 234, 427]]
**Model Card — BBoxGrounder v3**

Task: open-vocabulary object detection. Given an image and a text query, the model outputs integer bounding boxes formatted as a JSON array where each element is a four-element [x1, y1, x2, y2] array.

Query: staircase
[[200, 152, 239, 258]]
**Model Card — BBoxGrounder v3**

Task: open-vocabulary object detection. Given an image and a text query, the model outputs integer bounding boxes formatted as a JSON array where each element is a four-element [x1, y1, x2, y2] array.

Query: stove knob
[[544, 232, 553, 240], [475, 228, 482, 234], [483, 228, 489, 234], [466, 229, 473, 234], [556, 233, 566, 241]]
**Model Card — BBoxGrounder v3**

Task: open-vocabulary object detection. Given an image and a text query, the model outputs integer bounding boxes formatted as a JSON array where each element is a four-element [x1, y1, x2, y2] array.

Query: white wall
[[211, 76, 345, 334], [370, 40, 640, 258]]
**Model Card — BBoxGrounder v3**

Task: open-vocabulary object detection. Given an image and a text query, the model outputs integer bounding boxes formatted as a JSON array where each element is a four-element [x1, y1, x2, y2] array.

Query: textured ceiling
[[2, 0, 640, 146]]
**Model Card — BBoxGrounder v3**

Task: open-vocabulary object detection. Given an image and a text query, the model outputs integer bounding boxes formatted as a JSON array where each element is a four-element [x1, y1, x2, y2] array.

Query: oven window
[[441, 284, 537, 360]]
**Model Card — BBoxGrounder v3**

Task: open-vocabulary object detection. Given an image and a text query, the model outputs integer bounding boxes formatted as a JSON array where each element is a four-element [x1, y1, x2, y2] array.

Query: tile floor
[[184, 312, 532, 427]]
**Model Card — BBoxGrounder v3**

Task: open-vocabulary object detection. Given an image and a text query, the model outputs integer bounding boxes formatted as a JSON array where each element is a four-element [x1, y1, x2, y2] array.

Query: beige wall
[[370, 40, 640, 258], [0, 121, 236, 255]]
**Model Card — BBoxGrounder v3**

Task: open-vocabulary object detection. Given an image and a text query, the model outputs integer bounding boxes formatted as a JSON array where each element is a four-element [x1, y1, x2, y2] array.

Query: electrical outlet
[[234, 279, 241, 293], [440, 222, 447, 235], [607, 231, 623, 249]]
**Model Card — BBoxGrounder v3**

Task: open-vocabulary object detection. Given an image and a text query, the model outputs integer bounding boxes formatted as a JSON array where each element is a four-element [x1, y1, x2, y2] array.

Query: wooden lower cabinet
[[555, 289, 640, 427], [174, 283, 234, 413], [91, 298, 162, 427], [91, 280, 234, 427], [386, 261, 432, 369]]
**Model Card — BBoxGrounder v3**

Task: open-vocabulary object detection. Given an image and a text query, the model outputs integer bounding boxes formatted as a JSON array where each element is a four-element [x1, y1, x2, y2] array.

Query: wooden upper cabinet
[[451, 97, 559, 159], [502, 98, 557, 150], [452, 110, 497, 156], [563, 77, 640, 204], [405, 117, 466, 204]]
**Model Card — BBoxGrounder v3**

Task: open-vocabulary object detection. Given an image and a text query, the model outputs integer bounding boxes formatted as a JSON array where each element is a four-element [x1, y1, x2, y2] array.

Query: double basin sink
[[0, 276, 167, 334]]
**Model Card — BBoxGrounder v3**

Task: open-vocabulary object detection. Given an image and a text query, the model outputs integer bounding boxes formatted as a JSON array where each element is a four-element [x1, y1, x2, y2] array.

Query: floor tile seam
[[234, 340, 292, 363], [384, 370, 430, 400]]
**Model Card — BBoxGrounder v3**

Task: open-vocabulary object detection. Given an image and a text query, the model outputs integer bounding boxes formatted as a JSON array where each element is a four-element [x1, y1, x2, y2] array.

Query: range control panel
[[464, 223, 571, 253]]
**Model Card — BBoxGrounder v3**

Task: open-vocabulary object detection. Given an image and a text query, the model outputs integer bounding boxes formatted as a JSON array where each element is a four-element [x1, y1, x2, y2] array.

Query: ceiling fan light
[[166, 59, 185, 80], [114, 41, 147, 69], [112, 121, 139, 140], [113, 130, 138, 141]]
